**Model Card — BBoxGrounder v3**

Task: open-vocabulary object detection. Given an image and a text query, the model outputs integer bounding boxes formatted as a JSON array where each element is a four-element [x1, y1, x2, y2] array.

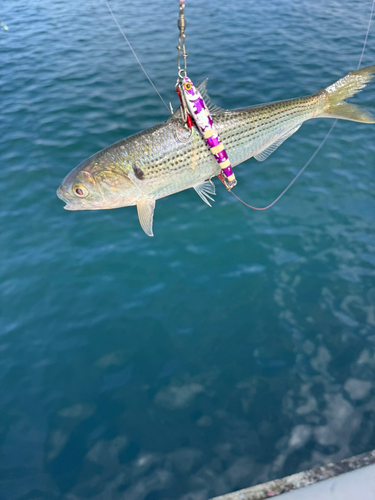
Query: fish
[[57, 66, 375, 236]]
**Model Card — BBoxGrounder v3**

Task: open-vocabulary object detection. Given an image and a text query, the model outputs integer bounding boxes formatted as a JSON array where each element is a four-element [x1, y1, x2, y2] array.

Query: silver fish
[[57, 66, 375, 236]]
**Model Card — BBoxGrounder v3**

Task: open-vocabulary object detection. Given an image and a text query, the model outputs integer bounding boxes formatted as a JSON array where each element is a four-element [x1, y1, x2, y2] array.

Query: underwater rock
[[344, 378, 372, 401], [154, 383, 204, 409]]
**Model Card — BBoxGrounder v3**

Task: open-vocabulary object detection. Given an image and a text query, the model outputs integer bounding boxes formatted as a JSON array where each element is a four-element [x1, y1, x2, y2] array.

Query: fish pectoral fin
[[194, 180, 216, 207], [137, 198, 156, 237], [197, 79, 226, 115], [254, 124, 302, 162]]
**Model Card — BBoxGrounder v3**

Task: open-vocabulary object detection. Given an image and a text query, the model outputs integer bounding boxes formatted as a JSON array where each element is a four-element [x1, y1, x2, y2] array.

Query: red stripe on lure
[[175, 86, 194, 128]]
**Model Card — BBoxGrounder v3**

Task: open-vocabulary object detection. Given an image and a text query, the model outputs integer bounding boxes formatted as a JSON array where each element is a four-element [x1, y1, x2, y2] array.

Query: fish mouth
[[57, 186, 69, 203], [57, 186, 78, 210], [62, 203, 76, 211], [56, 185, 101, 211]]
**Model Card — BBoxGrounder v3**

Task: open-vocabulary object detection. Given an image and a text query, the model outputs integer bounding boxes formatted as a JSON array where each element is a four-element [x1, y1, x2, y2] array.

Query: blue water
[[1, 0, 375, 498]]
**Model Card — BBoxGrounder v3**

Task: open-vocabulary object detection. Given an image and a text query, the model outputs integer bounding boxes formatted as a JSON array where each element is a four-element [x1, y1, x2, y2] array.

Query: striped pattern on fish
[[57, 66, 375, 236]]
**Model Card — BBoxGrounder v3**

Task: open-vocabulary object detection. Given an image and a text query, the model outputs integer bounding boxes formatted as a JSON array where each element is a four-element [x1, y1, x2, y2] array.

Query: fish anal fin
[[197, 79, 226, 115], [137, 198, 155, 237], [254, 124, 302, 162], [194, 180, 216, 207]]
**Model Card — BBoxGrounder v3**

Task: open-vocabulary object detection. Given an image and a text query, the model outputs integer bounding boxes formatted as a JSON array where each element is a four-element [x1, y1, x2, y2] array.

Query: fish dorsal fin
[[193, 180, 216, 207], [197, 79, 225, 115], [254, 124, 302, 162], [137, 198, 155, 237], [169, 79, 225, 121]]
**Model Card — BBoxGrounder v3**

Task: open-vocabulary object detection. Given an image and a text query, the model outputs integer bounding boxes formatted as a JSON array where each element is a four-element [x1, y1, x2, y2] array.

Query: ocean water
[[1, 0, 375, 498]]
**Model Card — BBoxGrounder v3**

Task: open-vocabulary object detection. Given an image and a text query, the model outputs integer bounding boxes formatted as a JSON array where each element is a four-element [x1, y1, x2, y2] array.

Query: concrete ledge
[[210, 449, 375, 500]]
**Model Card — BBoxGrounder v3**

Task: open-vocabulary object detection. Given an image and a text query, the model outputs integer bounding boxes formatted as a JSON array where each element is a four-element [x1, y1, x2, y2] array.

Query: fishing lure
[[178, 76, 237, 190], [175, 0, 237, 190]]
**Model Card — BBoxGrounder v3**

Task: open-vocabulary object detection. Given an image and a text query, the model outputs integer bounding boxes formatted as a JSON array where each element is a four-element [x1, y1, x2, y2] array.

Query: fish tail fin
[[319, 65, 375, 123]]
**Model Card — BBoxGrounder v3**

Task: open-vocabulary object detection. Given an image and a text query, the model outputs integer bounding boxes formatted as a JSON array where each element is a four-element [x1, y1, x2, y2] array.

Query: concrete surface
[[211, 450, 375, 500]]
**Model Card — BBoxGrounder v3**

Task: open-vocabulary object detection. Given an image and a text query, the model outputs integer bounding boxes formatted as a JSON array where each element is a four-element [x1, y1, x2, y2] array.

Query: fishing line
[[357, 0, 375, 70], [230, 0, 375, 210], [103, 0, 170, 112]]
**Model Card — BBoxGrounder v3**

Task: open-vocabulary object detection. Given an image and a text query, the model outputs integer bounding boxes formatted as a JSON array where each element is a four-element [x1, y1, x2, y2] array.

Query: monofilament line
[[231, 122, 336, 211], [357, 0, 375, 70], [104, 0, 170, 112], [231, 0, 375, 210]]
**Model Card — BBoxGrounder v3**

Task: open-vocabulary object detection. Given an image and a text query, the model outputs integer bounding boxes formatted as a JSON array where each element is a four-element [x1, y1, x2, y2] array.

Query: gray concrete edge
[[209, 449, 375, 500]]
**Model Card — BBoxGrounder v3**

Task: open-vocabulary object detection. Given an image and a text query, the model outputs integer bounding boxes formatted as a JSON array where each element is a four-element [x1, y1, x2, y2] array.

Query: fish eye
[[184, 82, 192, 91], [72, 184, 88, 198]]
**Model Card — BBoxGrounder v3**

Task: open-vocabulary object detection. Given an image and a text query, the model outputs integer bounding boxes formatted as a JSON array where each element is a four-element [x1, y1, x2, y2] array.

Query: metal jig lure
[[175, 0, 237, 191]]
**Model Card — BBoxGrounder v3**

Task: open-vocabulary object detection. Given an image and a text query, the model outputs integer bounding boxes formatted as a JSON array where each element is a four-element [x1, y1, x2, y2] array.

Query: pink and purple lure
[[181, 76, 237, 190]]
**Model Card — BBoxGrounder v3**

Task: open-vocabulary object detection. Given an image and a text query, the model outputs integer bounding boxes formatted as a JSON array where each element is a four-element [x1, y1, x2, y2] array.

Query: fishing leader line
[[231, 0, 375, 211], [104, 0, 170, 112]]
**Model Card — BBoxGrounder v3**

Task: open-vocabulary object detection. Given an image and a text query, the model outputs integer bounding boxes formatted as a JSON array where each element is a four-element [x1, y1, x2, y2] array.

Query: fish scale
[[57, 65, 375, 236], [103, 93, 323, 200]]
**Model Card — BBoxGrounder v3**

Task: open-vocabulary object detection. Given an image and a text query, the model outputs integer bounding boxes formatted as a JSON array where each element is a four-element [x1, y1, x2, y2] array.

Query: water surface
[[1, 0, 375, 499]]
